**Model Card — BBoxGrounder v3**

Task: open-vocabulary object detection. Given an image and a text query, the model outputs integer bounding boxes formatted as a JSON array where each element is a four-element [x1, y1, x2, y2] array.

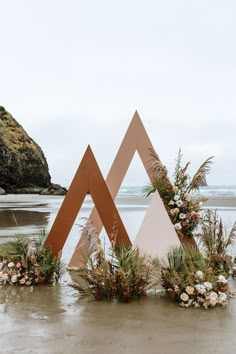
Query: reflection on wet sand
[[1, 194, 236, 353], [1, 279, 236, 354], [0, 209, 50, 241], [0, 209, 50, 228], [0, 195, 62, 241]]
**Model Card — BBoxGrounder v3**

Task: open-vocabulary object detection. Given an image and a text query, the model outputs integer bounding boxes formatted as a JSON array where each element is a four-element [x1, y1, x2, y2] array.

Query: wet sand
[[1, 194, 236, 353], [1, 279, 236, 354]]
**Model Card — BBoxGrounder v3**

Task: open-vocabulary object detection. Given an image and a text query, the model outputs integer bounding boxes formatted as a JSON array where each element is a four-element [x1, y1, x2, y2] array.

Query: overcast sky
[[1, 0, 236, 187]]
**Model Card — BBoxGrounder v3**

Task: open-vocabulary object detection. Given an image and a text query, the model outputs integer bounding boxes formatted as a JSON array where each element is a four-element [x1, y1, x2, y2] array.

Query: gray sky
[[1, 0, 236, 187]]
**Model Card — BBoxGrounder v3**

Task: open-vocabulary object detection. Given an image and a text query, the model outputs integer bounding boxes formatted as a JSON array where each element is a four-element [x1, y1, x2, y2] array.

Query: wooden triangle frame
[[45, 111, 196, 267], [68, 111, 158, 267], [44, 145, 131, 257]]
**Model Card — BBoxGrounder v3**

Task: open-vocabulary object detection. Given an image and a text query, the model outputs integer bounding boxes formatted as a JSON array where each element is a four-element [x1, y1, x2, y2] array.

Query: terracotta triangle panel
[[44, 145, 131, 257]]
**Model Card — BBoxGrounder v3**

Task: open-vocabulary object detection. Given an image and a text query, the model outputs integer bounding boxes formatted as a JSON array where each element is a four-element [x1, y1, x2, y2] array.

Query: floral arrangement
[[160, 246, 230, 309], [0, 233, 63, 286], [164, 184, 202, 236], [164, 269, 228, 309], [145, 149, 213, 237], [71, 243, 153, 302], [0, 257, 41, 286], [69, 222, 154, 302]]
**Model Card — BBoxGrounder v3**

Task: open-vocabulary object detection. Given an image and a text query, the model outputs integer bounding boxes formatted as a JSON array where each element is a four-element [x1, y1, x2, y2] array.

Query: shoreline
[[0, 193, 236, 209], [117, 195, 236, 209]]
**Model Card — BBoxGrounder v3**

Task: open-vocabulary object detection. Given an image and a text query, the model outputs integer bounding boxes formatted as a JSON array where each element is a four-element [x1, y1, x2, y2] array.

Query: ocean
[[119, 185, 236, 197]]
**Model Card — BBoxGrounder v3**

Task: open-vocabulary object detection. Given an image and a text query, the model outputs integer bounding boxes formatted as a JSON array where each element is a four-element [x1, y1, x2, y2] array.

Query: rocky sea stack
[[0, 106, 66, 195]]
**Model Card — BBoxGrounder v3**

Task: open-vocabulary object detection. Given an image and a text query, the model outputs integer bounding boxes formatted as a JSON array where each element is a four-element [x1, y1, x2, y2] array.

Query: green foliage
[[0, 235, 28, 258], [160, 246, 207, 290]]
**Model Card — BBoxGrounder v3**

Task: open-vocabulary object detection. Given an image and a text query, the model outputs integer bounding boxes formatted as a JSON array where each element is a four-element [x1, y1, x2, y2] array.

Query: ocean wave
[[119, 185, 236, 197]]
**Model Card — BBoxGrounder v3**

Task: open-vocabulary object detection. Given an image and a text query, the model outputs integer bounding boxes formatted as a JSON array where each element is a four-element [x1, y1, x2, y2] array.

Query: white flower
[[20, 278, 26, 285], [217, 275, 228, 284], [169, 200, 175, 205], [11, 275, 18, 283], [203, 282, 212, 291], [180, 292, 189, 302], [191, 211, 196, 216], [207, 291, 218, 307], [188, 299, 194, 306], [2, 273, 9, 281], [0, 262, 3, 270], [8, 262, 15, 268], [195, 284, 206, 294], [176, 200, 183, 207], [193, 301, 200, 308], [218, 292, 227, 304], [174, 222, 182, 230], [179, 213, 186, 219], [174, 194, 180, 201], [185, 286, 194, 295], [184, 192, 191, 201], [173, 186, 179, 193], [195, 270, 204, 279]]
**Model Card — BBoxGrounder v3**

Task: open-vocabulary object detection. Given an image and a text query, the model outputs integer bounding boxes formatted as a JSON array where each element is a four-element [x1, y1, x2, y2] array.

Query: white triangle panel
[[133, 191, 181, 259]]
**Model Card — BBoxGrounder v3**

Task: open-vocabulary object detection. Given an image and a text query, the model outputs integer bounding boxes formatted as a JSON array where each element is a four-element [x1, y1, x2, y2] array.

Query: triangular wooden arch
[[68, 111, 196, 267], [44, 146, 131, 257], [68, 111, 158, 267]]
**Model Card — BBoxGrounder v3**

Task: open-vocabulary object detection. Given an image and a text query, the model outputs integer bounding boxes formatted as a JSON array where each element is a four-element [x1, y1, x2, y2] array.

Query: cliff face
[[0, 106, 66, 195]]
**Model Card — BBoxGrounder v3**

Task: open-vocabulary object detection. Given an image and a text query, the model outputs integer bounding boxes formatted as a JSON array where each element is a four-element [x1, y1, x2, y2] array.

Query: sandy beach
[[0, 193, 236, 353], [1, 278, 236, 354]]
